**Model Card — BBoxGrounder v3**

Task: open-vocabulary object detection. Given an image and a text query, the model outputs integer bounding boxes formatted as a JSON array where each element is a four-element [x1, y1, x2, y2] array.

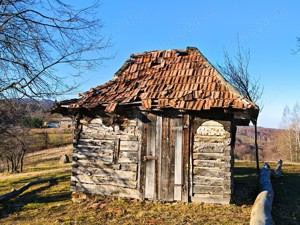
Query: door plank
[[174, 118, 183, 201], [160, 116, 170, 200], [139, 119, 147, 198], [182, 114, 190, 202], [144, 115, 156, 199], [155, 115, 162, 200]]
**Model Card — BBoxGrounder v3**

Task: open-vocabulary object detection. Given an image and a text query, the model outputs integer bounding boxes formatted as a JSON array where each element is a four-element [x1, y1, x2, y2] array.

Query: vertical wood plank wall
[[143, 114, 185, 202]]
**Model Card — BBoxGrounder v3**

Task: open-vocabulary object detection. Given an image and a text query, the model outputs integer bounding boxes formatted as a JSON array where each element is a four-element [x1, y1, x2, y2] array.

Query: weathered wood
[[143, 155, 158, 161], [174, 118, 183, 201], [144, 114, 156, 199], [120, 141, 139, 151], [155, 114, 162, 200], [139, 119, 147, 198], [72, 161, 113, 169], [194, 135, 230, 143], [193, 142, 229, 153], [118, 152, 138, 163], [79, 139, 114, 145], [191, 195, 230, 204], [182, 114, 190, 202], [193, 185, 225, 194], [74, 145, 114, 154], [113, 138, 120, 164], [193, 167, 231, 176], [71, 183, 140, 199], [191, 120, 234, 204], [72, 167, 137, 180], [168, 117, 176, 201], [71, 175, 137, 188], [73, 152, 113, 162], [79, 134, 138, 141], [192, 152, 230, 161], [0, 178, 57, 203], [193, 176, 224, 186], [193, 160, 230, 168], [160, 116, 172, 201], [250, 163, 274, 225], [72, 112, 237, 204], [72, 161, 138, 172], [74, 150, 113, 157], [120, 164, 138, 172]]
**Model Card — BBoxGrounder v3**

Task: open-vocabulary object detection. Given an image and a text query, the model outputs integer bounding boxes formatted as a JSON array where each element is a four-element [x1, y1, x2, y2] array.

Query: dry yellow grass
[[0, 146, 299, 224]]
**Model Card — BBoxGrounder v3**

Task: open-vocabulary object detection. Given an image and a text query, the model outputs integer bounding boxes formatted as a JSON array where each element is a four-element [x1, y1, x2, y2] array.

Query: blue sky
[[70, 1, 300, 129]]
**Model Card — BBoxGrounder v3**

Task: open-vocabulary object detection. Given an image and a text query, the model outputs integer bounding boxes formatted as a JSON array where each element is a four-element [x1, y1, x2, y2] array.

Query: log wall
[[71, 113, 236, 204], [191, 119, 234, 204], [71, 115, 141, 199]]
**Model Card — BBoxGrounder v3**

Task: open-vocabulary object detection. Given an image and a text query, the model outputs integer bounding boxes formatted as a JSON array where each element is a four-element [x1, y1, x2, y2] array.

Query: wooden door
[[143, 115, 186, 201]]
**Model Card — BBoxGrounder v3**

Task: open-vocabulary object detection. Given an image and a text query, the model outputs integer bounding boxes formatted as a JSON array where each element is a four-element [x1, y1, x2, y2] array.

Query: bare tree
[[0, 1, 109, 169], [278, 103, 300, 162], [0, 127, 30, 172], [0, 99, 32, 172], [280, 106, 294, 161], [0, 0, 109, 99], [217, 42, 263, 173]]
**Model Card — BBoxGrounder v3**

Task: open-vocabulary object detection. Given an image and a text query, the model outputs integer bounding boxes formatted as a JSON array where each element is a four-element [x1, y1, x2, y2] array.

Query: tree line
[[235, 103, 300, 163], [277, 103, 300, 162]]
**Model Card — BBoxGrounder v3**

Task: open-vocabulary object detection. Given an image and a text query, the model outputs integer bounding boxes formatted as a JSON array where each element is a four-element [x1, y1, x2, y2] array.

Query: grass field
[[28, 128, 73, 151], [0, 146, 299, 225]]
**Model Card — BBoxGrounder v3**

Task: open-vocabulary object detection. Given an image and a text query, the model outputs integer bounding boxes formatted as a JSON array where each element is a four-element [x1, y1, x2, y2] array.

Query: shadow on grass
[[234, 163, 300, 225], [272, 172, 300, 225], [0, 177, 71, 219], [232, 166, 258, 206]]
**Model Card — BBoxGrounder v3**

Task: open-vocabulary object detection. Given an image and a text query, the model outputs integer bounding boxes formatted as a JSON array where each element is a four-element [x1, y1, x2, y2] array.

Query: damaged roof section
[[69, 47, 258, 117]]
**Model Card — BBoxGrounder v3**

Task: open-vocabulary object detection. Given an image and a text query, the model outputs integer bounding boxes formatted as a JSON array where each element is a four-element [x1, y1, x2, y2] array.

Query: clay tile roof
[[73, 47, 258, 115]]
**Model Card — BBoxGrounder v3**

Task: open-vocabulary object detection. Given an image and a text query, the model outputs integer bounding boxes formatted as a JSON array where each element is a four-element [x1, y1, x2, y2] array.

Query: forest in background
[[236, 126, 291, 162], [236, 103, 300, 163]]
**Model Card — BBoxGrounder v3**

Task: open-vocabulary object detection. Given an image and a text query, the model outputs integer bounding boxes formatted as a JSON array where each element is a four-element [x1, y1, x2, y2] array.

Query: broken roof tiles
[[72, 47, 258, 113]]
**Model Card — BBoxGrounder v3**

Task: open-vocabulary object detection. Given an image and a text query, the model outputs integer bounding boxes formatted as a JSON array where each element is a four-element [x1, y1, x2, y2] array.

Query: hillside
[[235, 126, 281, 161]]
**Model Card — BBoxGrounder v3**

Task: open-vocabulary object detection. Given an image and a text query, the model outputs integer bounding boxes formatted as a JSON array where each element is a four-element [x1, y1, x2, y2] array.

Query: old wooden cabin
[[54, 47, 259, 204]]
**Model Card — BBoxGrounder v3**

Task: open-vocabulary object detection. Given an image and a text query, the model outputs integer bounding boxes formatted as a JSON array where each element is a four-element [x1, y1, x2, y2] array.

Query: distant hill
[[235, 126, 281, 161], [13, 98, 54, 110]]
